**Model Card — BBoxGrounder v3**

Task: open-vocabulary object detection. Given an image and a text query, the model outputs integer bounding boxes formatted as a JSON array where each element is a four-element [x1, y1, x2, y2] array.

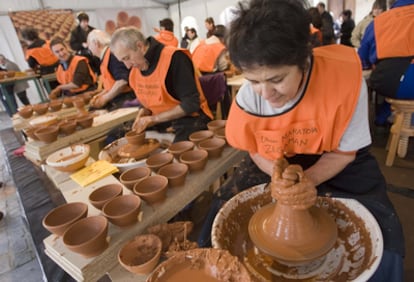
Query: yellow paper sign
[[70, 160, 118, 187]]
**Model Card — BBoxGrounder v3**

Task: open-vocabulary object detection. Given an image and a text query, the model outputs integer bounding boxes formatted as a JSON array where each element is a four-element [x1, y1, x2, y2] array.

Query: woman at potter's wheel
[[199, 0, 404, 281]]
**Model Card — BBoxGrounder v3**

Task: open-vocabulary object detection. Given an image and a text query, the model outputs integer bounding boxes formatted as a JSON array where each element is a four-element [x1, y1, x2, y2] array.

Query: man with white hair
[[87, 29, 135, 111]]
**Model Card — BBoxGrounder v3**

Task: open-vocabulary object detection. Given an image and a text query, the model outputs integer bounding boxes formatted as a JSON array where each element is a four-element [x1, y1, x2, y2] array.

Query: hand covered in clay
[[271, 161, 317, 210], [132, 108, 153, 133]]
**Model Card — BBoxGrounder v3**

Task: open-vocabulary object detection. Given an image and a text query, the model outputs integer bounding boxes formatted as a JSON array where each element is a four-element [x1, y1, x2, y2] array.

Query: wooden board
[[43, 147, 247, 281], [24, 107, 139, 163]]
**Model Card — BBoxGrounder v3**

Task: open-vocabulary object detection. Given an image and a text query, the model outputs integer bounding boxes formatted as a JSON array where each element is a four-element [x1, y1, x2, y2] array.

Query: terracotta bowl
[[118, 234, 162, 275], [88, 183, 123, 210], [63, 97, 74, 108], [198, 137, 226, 159], [76, 114, 94, 129], [133, 175, 168, 204], [59, 119, 77, 135], [42, 202, 88, 236], [158, 163, 188, 187], [147, 248, 251, 282], [24, 126, 40, 140], [49, 100, 63, 112], [63, 216, 109, 258], [167, 140, 195, 159], [33, 102, 49, 115], [125, 130, 146, 146], [189, 130, 214, 145], [119, 166, 151, 190], [145, 152, 174, 172], [18, 105, 33, 119], [46, 144, 90, 172], [179, 149, 208, 172], [102, 194, 142, 227], [34, 125, 59, 143], [214, 127, 226, 143], [72, 97, 85, 109], [207, 119, 227, 132]]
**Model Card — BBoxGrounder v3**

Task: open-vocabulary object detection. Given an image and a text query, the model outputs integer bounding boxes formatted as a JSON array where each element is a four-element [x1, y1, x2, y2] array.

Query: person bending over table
[[86, 29, 136, 111], [48, 38, 97, 99], [110, 27, 213, 142], [199, 1, 404, 281]]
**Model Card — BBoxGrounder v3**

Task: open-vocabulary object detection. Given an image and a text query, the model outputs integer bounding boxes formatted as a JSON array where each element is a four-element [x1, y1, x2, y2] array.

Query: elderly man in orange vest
[[86, 29, 136, 111], [192, 25, 228, 74], [110, 27, 213, 142], [49, 38, 97, 99]]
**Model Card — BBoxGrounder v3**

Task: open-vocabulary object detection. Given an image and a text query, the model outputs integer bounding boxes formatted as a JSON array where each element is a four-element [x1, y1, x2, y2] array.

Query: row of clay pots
[[18, 93, 93, 119], [25, 114, 94, 143]]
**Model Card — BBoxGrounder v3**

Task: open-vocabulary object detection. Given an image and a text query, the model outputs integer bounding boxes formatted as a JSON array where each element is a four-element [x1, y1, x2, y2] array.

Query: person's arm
[[90, 79, 129, 108], [358, 22, 376, 69]]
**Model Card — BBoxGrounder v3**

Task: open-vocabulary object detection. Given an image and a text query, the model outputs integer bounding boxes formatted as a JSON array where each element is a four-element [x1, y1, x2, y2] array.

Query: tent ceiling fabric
[[152, 0, 188, 4]]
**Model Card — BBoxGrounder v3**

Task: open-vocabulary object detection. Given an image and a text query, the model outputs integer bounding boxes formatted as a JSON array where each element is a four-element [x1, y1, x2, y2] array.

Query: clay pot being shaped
[[59, 119, 77, 135], [188, 130, 214, 145], [49, 100, 63, 112], [207, 119, 227, 132], [18, 105, 33, 119], [145, 152, 174, 173], [34, 125, 59, 143], [125, 130, 146, 146], [46, 144, 90, 172], [102, 194, 142, 227], [42, 202, 88, 236], [33, 102, 49, 115], [63, 216, 109, 258], [198, 137, 226, 159], [88, 183, 123, 210], [248, 163, 337, 265], [167, 140, 195, 160], [179, 149, 208, 172], [158, 163, 188, 187], [118, 234, 162, 275], [133, 175, 168, 205], [119, 166, 151, 190], [76, 114, 94, 129]]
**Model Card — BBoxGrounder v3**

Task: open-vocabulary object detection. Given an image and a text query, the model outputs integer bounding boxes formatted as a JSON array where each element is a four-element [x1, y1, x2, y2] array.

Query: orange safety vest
[[374, 4, 414, 59], [25, 41, 58, 66], [192, 41, 226, 73], [225, 45, 362, 160], [100, 48, 132, 93], [129, 46, 213, 119], [155, 30, 179, 47], [56, 56, 97, 94]]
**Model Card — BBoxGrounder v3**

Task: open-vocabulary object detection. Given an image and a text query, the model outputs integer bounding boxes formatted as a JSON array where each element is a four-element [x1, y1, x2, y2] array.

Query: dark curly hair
[[228, 0, 311, 71], [21, 27, 40, 41]]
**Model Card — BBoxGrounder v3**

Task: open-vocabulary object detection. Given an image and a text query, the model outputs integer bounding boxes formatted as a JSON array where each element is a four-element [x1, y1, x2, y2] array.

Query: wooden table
[[227, 74, 245, 99], [43, 146, 247, 281], [0, 73, 49, 112]]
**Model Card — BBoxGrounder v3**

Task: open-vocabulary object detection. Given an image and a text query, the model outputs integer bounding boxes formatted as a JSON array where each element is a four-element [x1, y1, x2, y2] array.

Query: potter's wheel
[[211, 184, 383, 282]]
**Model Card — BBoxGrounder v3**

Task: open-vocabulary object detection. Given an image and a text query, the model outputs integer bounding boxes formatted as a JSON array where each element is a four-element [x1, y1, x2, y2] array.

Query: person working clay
[[358, 0, 414, 127], [191, 25, 229, 74], [0, 54, 30, 116], [48, 38, 97, 99], [110, 27, 213, 142], [86, 29, 136, 111], [199, 1, 404, 281], [154, 18, 179, 47]]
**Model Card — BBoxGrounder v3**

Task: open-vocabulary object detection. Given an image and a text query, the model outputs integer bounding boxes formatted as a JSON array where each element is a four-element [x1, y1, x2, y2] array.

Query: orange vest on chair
[[192, 41, 226, 73], [155, 30, 179, 47], [100, 48, 132, 93], [374, 4, 414, 59], [225, 45, 362, 160], [129, 46, 213, 119], [56, 56, 97, 94], [25, 41, 58, 67]]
